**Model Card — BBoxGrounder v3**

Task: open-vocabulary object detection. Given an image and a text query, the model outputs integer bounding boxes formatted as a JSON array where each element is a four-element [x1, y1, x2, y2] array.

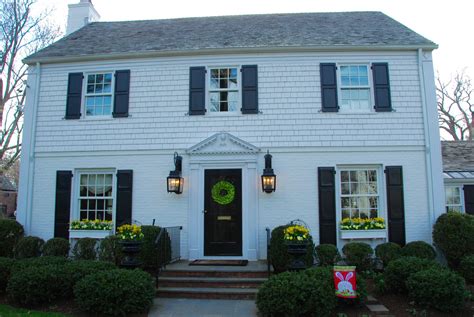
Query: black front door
[[204, 169, 242, 256], [464, 185, 474, 215]]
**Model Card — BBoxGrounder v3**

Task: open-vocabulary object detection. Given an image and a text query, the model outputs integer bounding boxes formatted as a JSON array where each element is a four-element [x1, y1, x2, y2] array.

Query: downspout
[[417, 48, 436, 238], [26, 62, 41, 233]]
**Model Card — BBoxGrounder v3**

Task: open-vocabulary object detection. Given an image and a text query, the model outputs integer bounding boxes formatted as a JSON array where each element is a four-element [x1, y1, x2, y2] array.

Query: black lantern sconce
[[261, 150, 276, 193], [167, 152, 183, 194]]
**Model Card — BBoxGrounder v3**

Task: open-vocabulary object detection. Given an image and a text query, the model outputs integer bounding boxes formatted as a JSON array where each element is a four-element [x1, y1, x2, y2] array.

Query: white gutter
[[417, 48, 436, 237]]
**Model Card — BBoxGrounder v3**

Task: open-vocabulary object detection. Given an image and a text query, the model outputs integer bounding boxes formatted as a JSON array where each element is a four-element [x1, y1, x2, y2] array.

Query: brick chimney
[[66, 0, 100, 35]]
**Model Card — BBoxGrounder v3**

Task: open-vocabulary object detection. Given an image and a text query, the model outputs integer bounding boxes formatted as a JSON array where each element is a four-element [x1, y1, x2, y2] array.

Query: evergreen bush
[[375, 242, 401, 268], [0, 220, 24, 257], [42, 238, 70, 257], [342, 242, 373, 272], [401, 241, 436, 260], [13, 236, 44, 259], [72, 238, 97, 260]]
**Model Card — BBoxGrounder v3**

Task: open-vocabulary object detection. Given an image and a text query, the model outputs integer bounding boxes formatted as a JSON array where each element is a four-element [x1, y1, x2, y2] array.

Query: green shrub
[[433, 212, 474, 269], [139, 226, 171, 269], [13, 236, 44, 259], [65, 260, 116, 285], [342, 242, 373, 272], [401, 241, 436, 260], [0, 220, 24, 257], [12, 256, 69, 273], [98, 235, 123, 265], [315, 244, 340, 266], [0, 257, 15, 292], [375, 242, 401, 268], [256, 268, 337, 317], [459, 255, 474, 284], [407, 267, 468, 312], [72, 238, 97, 260], [373, 272, 388, 294], [74, 269, 155, 316], [384, 256, 441, 293], [269, 225, 314, 273], [7, 264, 72, 306], [42, 238, 70, 257]]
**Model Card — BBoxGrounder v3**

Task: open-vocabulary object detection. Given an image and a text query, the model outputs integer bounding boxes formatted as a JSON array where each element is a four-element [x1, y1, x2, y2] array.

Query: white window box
[[340, 229, 386, 240], [69, 229, 113, 239]]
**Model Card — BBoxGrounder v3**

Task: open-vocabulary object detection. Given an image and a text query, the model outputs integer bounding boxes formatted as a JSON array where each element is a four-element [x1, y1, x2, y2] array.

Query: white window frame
[[71, 169, 117, 229], [82, 71, 115, 118], [337, 63, 373, 113], [335, 165, 386, 225], [444, 184, 464, 213], [206, 66, 241, 115]]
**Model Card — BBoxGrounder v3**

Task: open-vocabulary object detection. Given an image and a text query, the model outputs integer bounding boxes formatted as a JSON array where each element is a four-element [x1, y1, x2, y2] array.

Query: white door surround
[[186, 132, 260, 260]]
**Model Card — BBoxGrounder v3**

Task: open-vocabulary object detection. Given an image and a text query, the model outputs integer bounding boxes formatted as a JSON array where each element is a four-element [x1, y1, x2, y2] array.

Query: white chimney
[[66, 0, 100, 35]]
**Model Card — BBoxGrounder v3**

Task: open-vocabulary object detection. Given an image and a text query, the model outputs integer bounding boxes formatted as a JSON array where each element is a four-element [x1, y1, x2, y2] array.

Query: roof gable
[[187, 132, 260, 155]]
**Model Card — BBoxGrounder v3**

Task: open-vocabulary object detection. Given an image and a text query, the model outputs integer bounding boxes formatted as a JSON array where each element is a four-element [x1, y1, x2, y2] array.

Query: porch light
[[261, 150, 276, 193], [167, 152, 183, 194]]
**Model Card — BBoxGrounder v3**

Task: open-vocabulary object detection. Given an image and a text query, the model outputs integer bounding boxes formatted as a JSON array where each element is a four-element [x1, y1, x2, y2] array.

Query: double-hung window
[[209, 67, 239, 112], [85, 73, 113, 116], [445, 185, 463, 212], [339, 65, 371, 112], [340, 168, 380, 219], [78, 172, 114, 221]]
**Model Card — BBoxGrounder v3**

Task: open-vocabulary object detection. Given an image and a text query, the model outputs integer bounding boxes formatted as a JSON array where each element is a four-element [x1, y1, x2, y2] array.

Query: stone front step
[[158, 276, 266, 289], [157, 287, 259, 300], [160, 269, 269, 279]]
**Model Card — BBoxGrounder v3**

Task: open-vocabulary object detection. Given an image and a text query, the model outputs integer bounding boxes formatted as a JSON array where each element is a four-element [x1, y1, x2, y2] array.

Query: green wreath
[[211, 181, 235, 205]]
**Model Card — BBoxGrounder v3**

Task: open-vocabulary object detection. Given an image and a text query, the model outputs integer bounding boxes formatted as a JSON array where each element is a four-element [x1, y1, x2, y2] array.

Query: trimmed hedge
[[74, 269, 155, 316], [375, 242, 401, 268], [65, 260, 116, 286], [0, 220, 24, 257], [12, 256, 69, 273], [0, 257, 15, 293], [407, 267, 468, 312], [139, 226, 171, 269], [42, 238, 70, 257], [459, 255, 474, 284], [269, 225, 314, 273], [98, 235, 123, 265], [433, 212, 474, 269], [72, 238, 97, 260], [13, 236, 44, 259], [342, 242, 373, 272], [401, 241, 436, 260], [315, 244, 340, 267], [384, 256, 441, 293]]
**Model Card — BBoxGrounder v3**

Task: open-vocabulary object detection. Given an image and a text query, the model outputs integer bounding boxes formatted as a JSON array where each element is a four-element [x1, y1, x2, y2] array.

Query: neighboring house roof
[[0, 175, 17, 192], [24, 11, 437, 64], [441, 141, 474, 179]]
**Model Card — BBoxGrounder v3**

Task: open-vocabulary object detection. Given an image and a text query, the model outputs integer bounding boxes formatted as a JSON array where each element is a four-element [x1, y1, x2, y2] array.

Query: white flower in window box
[[339, 217, 387, 240], [69, 220, 114, 239], [340, 229, 387, 240]]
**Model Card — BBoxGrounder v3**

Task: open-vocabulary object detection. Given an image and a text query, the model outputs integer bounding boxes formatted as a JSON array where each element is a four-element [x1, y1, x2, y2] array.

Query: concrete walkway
[[149, 298, 258, 317]]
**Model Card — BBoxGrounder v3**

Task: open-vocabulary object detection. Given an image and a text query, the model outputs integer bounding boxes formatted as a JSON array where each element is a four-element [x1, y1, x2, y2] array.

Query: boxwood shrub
[[12, 256, 69, 273], [74, 269, 155, 316], [401, 241, 436, 260], [269, 225, 314, 273], [459, 255, 474, 284], [13, 236, 45, 259], [406, 267, 468, 312], [342, 242, 373, 272], [98, 235, 123, 265], [42, 238, 70, 257], [0, 219, 24, 257], [433, 212, 474, 269], [375, 242, 401, 268], [384, 256, 441, 293], [72, 238, 97, 260], [0, 257, 15, 292], [65, 260, 116, 286], [315, 244, 340, 266], [139, 225, 171, 269]]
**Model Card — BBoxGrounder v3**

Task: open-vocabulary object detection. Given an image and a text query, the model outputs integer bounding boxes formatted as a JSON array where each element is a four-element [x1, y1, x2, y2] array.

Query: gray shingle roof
[[0, 175, 16, 192], [442, 141, 474, 172], [24, 11, 436, 64]]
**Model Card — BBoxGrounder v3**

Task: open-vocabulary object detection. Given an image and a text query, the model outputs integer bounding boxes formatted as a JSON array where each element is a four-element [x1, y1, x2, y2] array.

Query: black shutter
[[372, 63, 392, 112], [320, 63, 339, 112], [241, 65, 258, 114], [113, 70, 131, 118], [189, 67, 206, 115], [116, 170, 133, 226], [65, 73, 83, 119], [54, 171, 73, 239], [464, 185, 474, 215], [385, 166, 406, 245], [318, 167, 337, 245]]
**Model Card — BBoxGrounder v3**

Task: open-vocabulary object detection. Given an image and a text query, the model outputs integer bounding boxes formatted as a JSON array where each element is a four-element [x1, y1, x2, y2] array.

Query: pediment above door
[[186, 132, 260, 155]]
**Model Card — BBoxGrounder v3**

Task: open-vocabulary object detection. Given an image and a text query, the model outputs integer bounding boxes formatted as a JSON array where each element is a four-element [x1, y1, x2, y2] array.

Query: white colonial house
[[17, 1, 444, 261]]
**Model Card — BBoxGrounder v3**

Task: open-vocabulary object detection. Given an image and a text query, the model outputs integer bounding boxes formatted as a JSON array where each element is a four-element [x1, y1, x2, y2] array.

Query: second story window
[[85, 73, 113, 116], [339, 65, 371, 112], [209, 68, 238, 112]]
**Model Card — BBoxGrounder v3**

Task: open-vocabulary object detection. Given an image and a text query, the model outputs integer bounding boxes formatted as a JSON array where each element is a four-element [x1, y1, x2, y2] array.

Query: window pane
[[219, 78, 228, 89], [359, 66, 367, 76], [87, 75, 95, 84], [341, 183, 350, 195], [341, 76, 350, 86], [87, 85, 94, 93], [96, 74, 104, 84], [210, 93, 219, 112], [340, 66, 349, 76], [342, 209, 350, 219], [104, 73, 112, 83], [230, 68, 237, 78]]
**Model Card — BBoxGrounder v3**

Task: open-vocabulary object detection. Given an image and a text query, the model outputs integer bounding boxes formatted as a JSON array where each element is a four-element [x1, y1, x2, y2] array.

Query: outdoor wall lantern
[[167, 152, 183, 194], [261, 150, 276, 193]]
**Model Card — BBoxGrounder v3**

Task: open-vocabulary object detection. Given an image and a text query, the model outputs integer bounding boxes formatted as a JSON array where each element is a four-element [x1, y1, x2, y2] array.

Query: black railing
[[154, 224, 182, 286], [266, 227, 271, 275]]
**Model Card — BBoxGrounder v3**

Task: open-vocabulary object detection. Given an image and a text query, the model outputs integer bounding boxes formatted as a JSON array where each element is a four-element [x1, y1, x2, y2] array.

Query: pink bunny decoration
[[333, 266, 357, 298]]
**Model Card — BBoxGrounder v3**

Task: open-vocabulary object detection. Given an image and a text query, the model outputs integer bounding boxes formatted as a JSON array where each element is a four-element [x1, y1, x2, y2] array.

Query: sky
[[35, 0, 473, 82]]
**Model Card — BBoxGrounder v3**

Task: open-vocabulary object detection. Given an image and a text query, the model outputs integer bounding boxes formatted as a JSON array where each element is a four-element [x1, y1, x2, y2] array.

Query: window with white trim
[[85, 73, 113, 116], [340, 168, 380, 219], [209, 67, 239, 112], [445, 185, 463, 212], [78, 172, 114, 221], [339, 65, 371, 111]]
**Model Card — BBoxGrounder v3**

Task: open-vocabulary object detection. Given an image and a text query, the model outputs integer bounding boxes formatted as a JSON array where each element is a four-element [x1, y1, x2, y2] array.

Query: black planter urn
[[286, 242, 309, 271], [119, 240, 143, 269]]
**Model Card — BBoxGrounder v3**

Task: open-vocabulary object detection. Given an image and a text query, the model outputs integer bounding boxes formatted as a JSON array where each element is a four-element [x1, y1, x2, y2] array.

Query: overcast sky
[[36, 0, 473, 82]]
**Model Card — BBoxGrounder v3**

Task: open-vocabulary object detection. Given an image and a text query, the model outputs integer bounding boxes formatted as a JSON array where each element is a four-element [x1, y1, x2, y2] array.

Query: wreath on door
[[211, 180, 235, 205]]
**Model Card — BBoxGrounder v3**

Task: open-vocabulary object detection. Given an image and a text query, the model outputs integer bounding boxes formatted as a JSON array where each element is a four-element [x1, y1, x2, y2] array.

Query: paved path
[[149, 298, 258, 317]]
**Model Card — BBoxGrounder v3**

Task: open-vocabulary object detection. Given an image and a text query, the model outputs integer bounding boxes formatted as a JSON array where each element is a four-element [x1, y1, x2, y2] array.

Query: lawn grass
[[0, 304, 67, 317]]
